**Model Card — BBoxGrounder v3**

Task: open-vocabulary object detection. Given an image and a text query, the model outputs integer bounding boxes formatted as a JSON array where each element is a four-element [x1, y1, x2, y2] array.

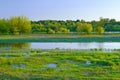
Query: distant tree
[[91, 20, 97, 32], [66, 20, 76, 32], [112, 25, 120, 31], [59, 27, 70, 33], [84, 23, 93, 34], [53, 22, 61, 33], [32, 23, 46, 33], [0, 19, 10, 34], [9, 16, 31, 34], [77, 23, 93, 34], [97, 26, 104, 35], [109, 19, 116, 23], [76, 22, 83, 34], [99, 17, 109, 26], [80, 19, 85, 23], [47, 28, 55, 34]]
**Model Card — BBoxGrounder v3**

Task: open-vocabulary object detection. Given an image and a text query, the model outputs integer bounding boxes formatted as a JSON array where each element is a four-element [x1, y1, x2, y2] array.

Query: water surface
[[0, 42, 120, 50], [31, 42, 120, 50]]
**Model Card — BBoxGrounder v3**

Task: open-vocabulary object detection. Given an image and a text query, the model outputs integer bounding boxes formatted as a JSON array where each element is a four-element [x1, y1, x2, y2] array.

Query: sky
[[0, 0, 120, 21]]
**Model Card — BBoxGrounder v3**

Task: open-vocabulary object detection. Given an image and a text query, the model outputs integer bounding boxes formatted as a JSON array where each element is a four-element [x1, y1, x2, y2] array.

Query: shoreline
[[0, 34, 120, 43]]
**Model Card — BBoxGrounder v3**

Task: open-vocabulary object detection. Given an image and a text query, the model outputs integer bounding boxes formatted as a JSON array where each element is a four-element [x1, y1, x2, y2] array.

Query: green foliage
[[0, 16, 31, 35], [76, 22, 83, 33], [59, 27, 70, 33], [9, 16, 31, 34], [0, 16, 120, 35], [97, 26, 105, 35], [77, 23, 93, 34], [47, 28, 55, 34], [32, 23, 46, 33], [84, 23, 93, 34], [0, 19, 10, 34]]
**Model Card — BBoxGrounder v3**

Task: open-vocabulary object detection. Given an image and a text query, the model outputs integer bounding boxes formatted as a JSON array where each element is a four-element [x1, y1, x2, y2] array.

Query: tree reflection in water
[[0, 43, 30, 53]]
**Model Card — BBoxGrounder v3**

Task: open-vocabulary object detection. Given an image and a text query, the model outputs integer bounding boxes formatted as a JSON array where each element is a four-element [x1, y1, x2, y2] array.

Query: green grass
[[0, 49, 120, 80], [0, 34, 120, 43]]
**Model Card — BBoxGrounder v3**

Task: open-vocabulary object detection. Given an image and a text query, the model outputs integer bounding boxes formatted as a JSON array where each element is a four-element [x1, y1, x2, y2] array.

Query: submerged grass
[[0, 49, 120, 79]]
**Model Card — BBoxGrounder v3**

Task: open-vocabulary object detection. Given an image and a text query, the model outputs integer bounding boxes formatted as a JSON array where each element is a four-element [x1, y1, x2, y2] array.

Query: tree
[[47, 28, 55, 34], [76, 22, 83, 34], [9, 16, 31, 34], [59, 27, 70, 33], [97, 26, 104, 35], [53, 22, 61, 33], [77, 23, 93, 34], [84, 23, 93, 34], [0, 19, 10, 34], [32, 23, 46, 33], [91, 20, 98, 32]]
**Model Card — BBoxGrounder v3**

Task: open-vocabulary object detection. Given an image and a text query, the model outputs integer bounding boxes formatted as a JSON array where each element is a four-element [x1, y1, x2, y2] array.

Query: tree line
[[0, 16, 120, 35], [0, 16, 31, 35]]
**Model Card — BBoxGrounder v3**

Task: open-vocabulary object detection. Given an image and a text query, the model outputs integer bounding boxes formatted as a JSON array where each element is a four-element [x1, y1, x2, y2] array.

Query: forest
[[0, 16, 120, 35]]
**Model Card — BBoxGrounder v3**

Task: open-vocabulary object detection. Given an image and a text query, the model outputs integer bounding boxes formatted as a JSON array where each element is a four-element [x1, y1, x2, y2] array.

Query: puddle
[[21, 64, 26, 68], [40, 63, 57, 71], [67, 60, 74, 64], [47, 63, 57, 68], [41, 52, 49, 54], [25, 53, 30, 57], [86, 61, 91, 65], [12, 64, 19, 68], [12, 64, 26, 69], [40, 68, 47, 71]]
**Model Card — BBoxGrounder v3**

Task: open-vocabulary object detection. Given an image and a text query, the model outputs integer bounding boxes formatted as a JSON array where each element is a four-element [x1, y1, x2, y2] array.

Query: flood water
[[31, 42, 120, 50], [0, 42, 120, 50]]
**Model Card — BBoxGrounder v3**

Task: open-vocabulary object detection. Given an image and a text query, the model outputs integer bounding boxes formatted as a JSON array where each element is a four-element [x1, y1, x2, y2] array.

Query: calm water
[[0, 42, 120, 50], [31, 42, 120, 50]]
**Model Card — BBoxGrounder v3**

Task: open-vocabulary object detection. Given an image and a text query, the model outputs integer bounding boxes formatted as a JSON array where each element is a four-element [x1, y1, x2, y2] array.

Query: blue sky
[[0, 0, 120, 21]]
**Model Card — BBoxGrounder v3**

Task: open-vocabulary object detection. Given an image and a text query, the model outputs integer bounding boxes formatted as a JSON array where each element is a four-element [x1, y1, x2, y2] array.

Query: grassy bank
[[0, 34, 120, 43], [0, 49, 120, 79]]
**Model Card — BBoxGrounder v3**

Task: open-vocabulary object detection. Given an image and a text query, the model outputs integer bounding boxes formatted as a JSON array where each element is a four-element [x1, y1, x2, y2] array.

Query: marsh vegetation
[[0, 49, 120, 80]]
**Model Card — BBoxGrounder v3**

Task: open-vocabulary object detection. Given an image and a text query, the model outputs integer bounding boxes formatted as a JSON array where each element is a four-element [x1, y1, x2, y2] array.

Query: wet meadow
[[0, 34, 120, 80]]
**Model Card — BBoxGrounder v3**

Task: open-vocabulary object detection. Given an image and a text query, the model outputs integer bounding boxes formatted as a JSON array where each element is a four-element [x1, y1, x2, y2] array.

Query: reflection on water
[[0, 43, 30, 49], [0, 42, 120, 51], [0, 43, 30, 53]]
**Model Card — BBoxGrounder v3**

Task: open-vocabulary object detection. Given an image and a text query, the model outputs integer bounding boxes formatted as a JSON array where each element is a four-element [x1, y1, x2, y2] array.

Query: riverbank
[[0, 34, 120, 43]]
